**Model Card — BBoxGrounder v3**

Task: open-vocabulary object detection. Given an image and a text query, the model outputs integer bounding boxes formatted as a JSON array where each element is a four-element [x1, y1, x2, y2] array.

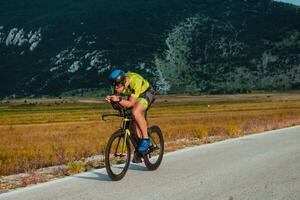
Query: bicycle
[[102, 102, 164, 181]]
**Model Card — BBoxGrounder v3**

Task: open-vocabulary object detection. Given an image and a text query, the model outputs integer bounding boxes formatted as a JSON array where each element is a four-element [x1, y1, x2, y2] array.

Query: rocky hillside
[[0, 0, 300, 97]]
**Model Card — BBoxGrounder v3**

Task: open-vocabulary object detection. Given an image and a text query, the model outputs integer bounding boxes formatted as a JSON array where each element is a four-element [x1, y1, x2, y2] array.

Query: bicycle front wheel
[[144, 125, 164, 170], [105, 130, 131, 181]]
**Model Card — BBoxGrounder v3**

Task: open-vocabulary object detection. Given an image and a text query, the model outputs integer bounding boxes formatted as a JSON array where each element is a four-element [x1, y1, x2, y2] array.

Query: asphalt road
[[1, 126, 300, 200]]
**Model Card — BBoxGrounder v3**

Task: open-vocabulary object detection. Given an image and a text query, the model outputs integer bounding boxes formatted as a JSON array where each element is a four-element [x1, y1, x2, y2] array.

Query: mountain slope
[[0, 0, 300, 97]]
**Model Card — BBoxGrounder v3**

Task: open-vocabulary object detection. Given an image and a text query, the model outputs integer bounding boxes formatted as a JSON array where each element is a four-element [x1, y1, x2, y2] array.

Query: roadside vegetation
[[1, 93, 300, 191]]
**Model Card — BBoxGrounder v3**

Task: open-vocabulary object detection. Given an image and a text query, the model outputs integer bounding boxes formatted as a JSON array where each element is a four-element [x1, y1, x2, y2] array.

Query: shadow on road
[[74, 171, 111, 182], [114, 163, 148, 171], [128, 164, 148, 171], [74, 164, 148, 182]]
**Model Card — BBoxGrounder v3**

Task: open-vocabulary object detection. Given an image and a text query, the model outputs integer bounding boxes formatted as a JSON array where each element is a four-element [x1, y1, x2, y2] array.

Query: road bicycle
[[102, 102, 164, 181]]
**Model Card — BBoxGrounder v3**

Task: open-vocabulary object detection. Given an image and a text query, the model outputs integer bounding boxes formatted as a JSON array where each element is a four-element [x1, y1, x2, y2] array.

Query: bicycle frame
[[104, 102, 164, 180], [117, 117, 139, 156], [105, 115, 138, 156], [102, 102, 159, 156]]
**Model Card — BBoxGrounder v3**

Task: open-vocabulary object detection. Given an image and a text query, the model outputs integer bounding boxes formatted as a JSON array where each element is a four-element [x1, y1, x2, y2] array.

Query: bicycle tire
[[105, 130, 131, 181], [143, 125, 164, 170]]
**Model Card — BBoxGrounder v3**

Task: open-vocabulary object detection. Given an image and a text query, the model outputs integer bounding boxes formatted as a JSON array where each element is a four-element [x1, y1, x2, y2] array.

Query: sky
[[275, 0, 300, 6]]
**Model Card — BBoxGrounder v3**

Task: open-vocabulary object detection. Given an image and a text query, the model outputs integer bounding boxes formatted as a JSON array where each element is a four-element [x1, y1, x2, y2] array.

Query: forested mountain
[[0, 0, 300, 97]]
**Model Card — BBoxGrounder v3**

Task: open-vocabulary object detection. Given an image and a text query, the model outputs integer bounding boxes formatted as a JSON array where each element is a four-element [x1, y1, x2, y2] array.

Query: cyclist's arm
[[119, 95, 137, 108]]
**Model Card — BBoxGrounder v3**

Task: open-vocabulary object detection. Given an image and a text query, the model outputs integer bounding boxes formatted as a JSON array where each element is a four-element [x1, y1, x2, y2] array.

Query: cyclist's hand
[[105, 96, 112, 103], [110, 95, 121, 102], [105, 95, 121, 103]]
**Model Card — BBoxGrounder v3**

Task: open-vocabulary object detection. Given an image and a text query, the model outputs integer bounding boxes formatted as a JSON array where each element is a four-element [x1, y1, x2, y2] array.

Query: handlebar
[[101, 101, 132, 121]]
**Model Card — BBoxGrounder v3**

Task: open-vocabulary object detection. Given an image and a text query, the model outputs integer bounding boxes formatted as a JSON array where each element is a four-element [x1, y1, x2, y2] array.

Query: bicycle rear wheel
[[105, 130, 131, 181], [144, 125, 164, 170]]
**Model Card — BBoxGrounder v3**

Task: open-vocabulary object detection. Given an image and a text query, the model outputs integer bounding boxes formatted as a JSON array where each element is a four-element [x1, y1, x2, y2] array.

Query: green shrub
[[193, 128, 208, 139], [65, 161, 86, 175], [225, 125, 241, 137]]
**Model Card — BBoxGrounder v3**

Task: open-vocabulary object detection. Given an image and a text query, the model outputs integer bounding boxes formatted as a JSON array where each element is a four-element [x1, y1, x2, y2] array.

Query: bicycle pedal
[[132, 158, 143, 164], [132, 152, 143, 163]]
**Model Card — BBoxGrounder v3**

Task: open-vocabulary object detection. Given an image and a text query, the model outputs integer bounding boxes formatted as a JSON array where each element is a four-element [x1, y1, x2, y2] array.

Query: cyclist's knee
[[132, 105, 144, 119], [132, 108, 141, 118]]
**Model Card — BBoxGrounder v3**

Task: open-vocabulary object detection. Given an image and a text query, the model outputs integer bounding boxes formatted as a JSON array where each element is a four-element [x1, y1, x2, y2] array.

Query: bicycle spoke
[[114, 137, 121, 156]]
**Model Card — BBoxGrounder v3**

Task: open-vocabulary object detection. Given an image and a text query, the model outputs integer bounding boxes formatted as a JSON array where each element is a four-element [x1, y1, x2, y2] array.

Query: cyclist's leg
[[132, 88, 155, 138], [134, 91, 156, 153], [132, 102, 148, 139]]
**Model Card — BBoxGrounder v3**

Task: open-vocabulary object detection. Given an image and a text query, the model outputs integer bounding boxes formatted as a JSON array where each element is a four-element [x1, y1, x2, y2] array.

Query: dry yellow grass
[[1, 93, 300, 176]]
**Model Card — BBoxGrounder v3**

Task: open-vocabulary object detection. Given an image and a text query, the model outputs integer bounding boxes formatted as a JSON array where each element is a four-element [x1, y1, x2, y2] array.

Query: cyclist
[[105, 69, 156, 160]]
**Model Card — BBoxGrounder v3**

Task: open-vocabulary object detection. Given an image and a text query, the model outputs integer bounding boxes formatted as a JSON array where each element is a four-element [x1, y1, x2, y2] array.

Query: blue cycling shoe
[[138, 138, 150, 153]]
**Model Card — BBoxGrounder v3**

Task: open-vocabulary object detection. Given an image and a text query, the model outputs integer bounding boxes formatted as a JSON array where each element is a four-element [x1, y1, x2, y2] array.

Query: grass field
[[1, 93, 300, 177]]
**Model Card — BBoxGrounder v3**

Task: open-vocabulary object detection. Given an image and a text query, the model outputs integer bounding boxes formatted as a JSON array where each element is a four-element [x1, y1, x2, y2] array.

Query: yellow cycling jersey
[[122, 72, 150, 98]]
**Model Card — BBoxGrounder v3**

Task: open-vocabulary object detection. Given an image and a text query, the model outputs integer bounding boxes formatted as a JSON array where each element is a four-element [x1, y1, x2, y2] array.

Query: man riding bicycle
[[105, 69, 156, 157]]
